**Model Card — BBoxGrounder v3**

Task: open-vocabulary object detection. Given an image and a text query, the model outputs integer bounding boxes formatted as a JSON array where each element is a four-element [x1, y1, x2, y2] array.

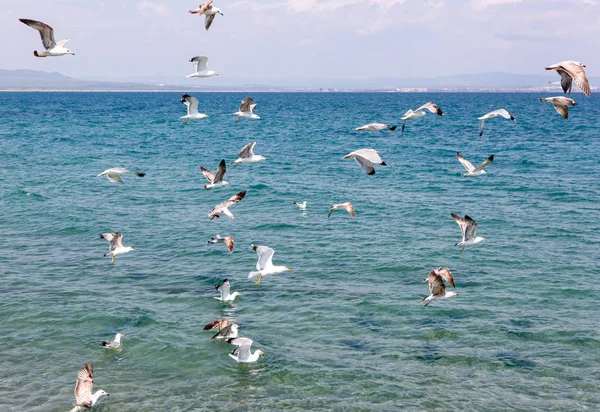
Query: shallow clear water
[[0, 92, 599, 411]]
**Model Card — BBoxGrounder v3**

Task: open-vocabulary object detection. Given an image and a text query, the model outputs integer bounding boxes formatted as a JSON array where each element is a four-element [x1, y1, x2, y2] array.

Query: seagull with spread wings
[[214, 279, 241, 301], [355, 123, 397, 131], [97, 168, 146, 184], [207, 234, 234, 253], [422, 267, 458, 307], [328, 202, 355, 218], [477, 109, 515, 137], [209, 191, 246, 220], [227, 337, 264, 363], [100, 233, 135, 264], [545, 61, 591, 97], [200, 159, 229, 190], [189, 1, 224, 30], [180, 94, 208, 124], [401, 102, 444, 133], [248, 244, 291, 285], [71, 362, 108, 411], [212, 323, 239, 340], [539, 97, 577, 119], [456, 152, 494, 177], [233, 97, 261, 121], [232, 142, 267, 166], [186, 56, 219, 78], [19, 19, 74, 57], [343, 148, 387, 175], [451, 214, 485, 252]]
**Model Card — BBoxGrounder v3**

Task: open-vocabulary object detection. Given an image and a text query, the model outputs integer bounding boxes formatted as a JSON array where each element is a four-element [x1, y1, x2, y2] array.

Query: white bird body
[[20, 19, 75, 57], [355, 123, 396, 131], [294, 201, 307, 210], [200, 159, 229, 190], [234, 98, 261, 121], [101, 333, 124, 350], [180, 93, 208, 124], [400, 102, 444, 132], [477, 109, 515, 136], [233, 142, 267, 166], [187, 56, 219, 78], [451, 214, 485, 252], [214, 279, 241, 301], [343, 148, 387, 175], [248, 244, 290, 285], [328, 202, 356, 218], [456, 152, 494, 177], [539, 96, 577, 119], [100, 233, 134, 264], [97, 167, 146, 184], [227, 337, 264, 363]]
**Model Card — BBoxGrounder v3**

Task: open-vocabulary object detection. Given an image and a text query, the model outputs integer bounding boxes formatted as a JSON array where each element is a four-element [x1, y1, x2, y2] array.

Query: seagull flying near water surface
[[200, 159, 229, 190], [478, 109, 515, 137], [209, 191, 246, 220], [539, 96, 577, 119], [100, 233, 135, 264], [422, 267, 457, 307], [19, 19, 74, 57], [227, 337, 264, 363], [186, 56, 219, 78], [450, 214, 486, 252], [343, 148, 387, 175], [207, 234, 234, 253], [545, 60, 591, 97], [71, 362, 108, 411], [97, 168, 146, 184], [180, 94, 208, 124], [355, 123, 396, 131], [233, 142, 266, 166], [328, 202, 355, 218], [214, 279, 241, 302], [233, 97, 261, 121], [456, 152, 494, 177], [401, 102, 444, 133], [248, 244, 291, 285]]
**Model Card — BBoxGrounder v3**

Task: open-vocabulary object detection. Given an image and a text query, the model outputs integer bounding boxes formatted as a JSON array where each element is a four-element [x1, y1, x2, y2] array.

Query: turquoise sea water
[[0, 91, 599, 411]]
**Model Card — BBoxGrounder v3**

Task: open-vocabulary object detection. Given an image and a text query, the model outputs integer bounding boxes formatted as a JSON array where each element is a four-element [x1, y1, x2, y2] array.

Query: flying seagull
[[71, 362, 108, 411], [203, 319, 230, 331], [401, 102, 444, 133], [180, 94, 208, 124], [328, 202, 356, 218], [478, 109, 515, 137], [227, 337, 264, 363], [545, 61, 591, 97], [19, 19, 74, 57], [539, 97, 577, 119], [233, 97, 261, 121], [200, 159, 229, 190], [450, 213, 485, 252], [248, 244, 291, 285], [212, 323, 239, 340], [186, 56, 219, 78], [101, 333, 125, 350], [355, 123, 396, 131], [343, 148, 387, 175], [422, 267, 457, 307], [233, 142, 267, 166], [97, 168, 146, 184], [208, 191, 246, 220], [100, 233, 135, 264], [456, 152, 494, 177], [294, 201, 307, 211], [207, 234, 234, 253], [189, 1, 224, 30], [214, 279, 241, 302]]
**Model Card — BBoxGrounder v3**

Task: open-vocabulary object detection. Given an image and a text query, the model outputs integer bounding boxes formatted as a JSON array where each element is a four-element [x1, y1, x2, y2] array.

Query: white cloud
[[137, 2, 169, 16], [470, 0, 523, 10]]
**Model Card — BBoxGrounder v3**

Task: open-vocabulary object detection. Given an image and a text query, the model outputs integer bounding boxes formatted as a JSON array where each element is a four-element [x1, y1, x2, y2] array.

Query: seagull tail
[[248, 271, 261, 279], [388, 125, 397, 131]]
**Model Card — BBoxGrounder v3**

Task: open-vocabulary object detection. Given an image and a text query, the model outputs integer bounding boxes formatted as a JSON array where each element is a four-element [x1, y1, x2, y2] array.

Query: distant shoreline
[[0, 88, 574, 93]]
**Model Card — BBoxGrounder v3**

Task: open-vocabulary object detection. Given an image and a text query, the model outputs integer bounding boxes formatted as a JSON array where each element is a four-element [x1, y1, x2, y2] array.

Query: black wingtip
[[389, 125, 397, 131], [367, 170, 375, 175], [380, 161, 387, 166], [510, 116, 515, 121], [489, 155, 494, 161], [479, 131, 483, 137]]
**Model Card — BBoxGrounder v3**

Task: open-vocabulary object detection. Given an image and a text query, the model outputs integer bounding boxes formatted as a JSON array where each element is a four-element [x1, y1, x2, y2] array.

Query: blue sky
[[4, 0, 598, 80]]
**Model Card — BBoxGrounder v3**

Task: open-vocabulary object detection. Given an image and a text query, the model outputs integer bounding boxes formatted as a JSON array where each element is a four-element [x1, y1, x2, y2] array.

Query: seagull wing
[[239, 142, 256, 159], [428, 272, 446, 297], [473, 155, 494, 172], [239, 98, 254, 113], [20, 19, 56, 49], [213, 159, 226, 183], [199, 0, 214, 14], [494, 109, 514, 120], [224, 236, 234, 253], [433, 267, 455, 288], [345, 203, 356, 217], [221, 191, 247, 208], [463, 215, 478, 241], [551, 101, 570, 119], [204, 319, 229, 330], [352, 149, 384, 164], [353, 155, 375, 175], [252, 244, 275, 271], [456, 152, 476, 172], [416, 102, 444, 116], [181, 94, 199, 116], [205, 14, 216, 30], [74, 361, 94, 407], [200, 167, 215, 183], [100, 232, 123, 250], [190, 56, 209, 73], [451, 213, 468, 242], [562, 62, 591, 97], [216, 279, 230, 296], [212, 323, 235, 339]]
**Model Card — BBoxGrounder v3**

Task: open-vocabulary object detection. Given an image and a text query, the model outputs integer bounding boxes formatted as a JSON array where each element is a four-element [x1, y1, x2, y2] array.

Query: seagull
[[456, 152, 494, 177], [401, 102, 444, 133], [451, 213, 485, 252], [477, 109, 515, 137], [214, 279, 241, 302], [203, 319, 230, 331], [227, 337, 264, 363], [539, 97, 577, 119], [328, 202, 355, 218], [71, 362, 108, 411], [355, 123, 396, 131], [248, 244, 291, 285], [294, 201, 307, 211], [180, 94, 208, 124], [422, 267, 457, 307], [100, 233, 135, 264], [97, 168, 146, 184], [343, 148, 387, 175], [212, 323, 239, 340], [101, 333, 125, 350], [207, 234, 234, 253], [545, 61, 591, 97], [232, 142, 267, 166], [189, 1, 224, 30], [233, 97, 261, 121], [209, 191, 246, 220], [186, 56, 219, 78], [19, 19, 74, 57], [200, 159, 229, 190]]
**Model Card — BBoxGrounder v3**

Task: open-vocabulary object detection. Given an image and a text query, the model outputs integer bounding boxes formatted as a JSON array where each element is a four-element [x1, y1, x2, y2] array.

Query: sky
[[2, 0, 599, 81]]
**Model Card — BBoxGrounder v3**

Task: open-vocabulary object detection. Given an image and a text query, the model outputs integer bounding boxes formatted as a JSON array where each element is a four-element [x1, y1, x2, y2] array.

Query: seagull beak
[[287, 268, 291, 272], [215, 73, 220, 76], [376, 151, 380, 154], [261, 351, 265, 356], [121, 334, 125, 337], [343, 154, 351, 159]]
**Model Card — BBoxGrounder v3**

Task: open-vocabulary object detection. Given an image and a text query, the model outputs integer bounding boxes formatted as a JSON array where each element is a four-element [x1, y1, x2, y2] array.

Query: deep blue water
[[0, 92, 599, 411]]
